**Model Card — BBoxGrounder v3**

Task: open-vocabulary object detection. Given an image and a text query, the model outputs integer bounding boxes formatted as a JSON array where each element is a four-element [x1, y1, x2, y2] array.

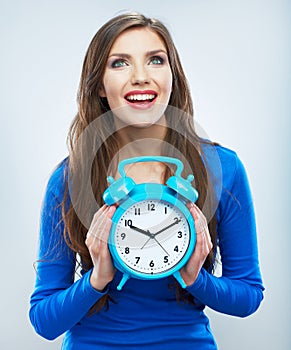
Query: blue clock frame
[[103, 156, 199, 290]]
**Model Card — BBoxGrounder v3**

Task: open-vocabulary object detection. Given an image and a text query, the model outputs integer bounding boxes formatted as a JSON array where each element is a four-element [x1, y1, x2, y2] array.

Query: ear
[[99, 85, 107, 98]]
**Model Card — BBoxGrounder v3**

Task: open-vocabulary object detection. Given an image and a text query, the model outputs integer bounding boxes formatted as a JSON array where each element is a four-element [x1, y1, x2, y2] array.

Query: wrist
[[180, 269, 199, 287], [90, 270, 109, 292]]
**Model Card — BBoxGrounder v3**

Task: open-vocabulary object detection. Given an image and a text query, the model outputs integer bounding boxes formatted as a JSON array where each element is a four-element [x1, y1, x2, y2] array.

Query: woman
[[29, 12, 264, 349]]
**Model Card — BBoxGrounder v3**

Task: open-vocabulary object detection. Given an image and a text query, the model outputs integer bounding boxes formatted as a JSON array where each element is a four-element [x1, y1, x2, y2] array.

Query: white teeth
[[126, 94, 156, 101]]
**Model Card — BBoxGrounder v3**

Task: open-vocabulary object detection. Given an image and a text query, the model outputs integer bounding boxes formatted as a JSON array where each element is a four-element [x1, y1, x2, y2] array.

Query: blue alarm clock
[[103, 156, 198, 291]]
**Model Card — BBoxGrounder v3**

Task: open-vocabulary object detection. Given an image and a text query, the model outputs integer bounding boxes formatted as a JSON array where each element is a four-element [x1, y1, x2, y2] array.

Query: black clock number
[[121, 232, 126, 240], [134, 208, 141, 215], [164, 256, 169, 263], [135, 257, 140, 264], [149, 260, 155, 267], [125, 247, 130, 254], [148, 203, 155, 211], [174, 245, 179, 252], [125, 219, 133, 227], [177, 231, 182, 238]]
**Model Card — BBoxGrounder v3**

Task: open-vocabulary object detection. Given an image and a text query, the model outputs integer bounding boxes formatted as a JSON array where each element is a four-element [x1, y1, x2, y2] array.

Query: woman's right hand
[[85, 205, 116, 292]]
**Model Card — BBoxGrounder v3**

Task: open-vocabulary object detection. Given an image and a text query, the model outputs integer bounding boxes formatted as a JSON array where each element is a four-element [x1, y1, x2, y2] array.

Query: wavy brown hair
[[61, 12, 218, 312]]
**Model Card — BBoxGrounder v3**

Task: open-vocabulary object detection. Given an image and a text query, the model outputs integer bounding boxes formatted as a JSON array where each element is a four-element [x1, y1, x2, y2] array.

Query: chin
[[112, 105, 168, 132], [114, 115, 165, 130], [130, 121, 157, 128]]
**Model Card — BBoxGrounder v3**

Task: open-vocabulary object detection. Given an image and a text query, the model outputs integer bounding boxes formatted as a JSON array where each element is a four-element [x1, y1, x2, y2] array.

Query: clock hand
[[141, 236, 151, 249], [129, 225, 152, 238], [140, 235, 170, 256], [153, 237, 170, 256], [154, 218, 181, 236]]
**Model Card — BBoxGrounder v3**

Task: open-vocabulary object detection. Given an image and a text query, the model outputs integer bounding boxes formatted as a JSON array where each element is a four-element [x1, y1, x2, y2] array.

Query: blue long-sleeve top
[[29, 145, 264, 349]]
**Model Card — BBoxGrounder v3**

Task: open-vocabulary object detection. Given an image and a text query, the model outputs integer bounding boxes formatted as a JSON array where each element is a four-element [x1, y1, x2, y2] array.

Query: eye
[[111, 59, 127, 68], [149, 56, 164, 65]]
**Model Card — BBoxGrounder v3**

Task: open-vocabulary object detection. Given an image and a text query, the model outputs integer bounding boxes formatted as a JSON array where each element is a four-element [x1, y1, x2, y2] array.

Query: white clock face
[[113, 199, 190, 275]]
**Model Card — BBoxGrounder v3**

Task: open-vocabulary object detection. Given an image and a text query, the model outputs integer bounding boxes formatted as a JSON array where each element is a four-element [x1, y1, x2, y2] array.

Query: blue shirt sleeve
[[29, 162, 106, 340], [187, 148, 264, 317]]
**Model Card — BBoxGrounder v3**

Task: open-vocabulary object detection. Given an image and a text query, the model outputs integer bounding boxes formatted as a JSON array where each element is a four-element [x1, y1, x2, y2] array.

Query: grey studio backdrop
[[0, 1, 290, 349]]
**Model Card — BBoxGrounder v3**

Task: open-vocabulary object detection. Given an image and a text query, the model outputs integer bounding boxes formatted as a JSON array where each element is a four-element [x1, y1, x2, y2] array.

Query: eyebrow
[[108, 49, 168, 58]]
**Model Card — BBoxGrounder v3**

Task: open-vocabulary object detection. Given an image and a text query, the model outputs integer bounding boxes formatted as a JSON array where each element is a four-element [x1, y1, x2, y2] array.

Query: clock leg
[[173, 271, 187, 289], [117, 273, 130, 291]]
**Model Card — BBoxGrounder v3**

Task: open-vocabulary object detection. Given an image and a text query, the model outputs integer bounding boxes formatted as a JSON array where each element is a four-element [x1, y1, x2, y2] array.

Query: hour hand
[[129, 225, 152, 237]]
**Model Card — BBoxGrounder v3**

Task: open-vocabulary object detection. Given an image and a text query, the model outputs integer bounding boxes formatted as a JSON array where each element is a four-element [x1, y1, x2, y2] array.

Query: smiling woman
[[29, 12, 264, 350], [100, 27, 173, 127]]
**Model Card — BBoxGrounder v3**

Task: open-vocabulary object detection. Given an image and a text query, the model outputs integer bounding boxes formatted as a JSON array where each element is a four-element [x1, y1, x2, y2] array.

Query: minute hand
[[154, 218, 181, 236]]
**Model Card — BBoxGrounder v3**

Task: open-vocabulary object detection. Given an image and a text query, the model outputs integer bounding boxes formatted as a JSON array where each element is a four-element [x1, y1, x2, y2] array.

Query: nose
[[131, 64, 150, 85]]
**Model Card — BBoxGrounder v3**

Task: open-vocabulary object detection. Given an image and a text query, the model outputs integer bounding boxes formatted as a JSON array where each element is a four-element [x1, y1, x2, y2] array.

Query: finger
[[188, 203, 202, 220], [107, 205, 116, 219], [94, 205, 115, 223], [192, 203, 203, 214], [92, 204, 108, 221], [189, 205, 205, 233], [189, 205, 208, 234], [99, 215, 112, 248], [94, 206, 116, 238], [189, 204, 213, 251], [86, 206, 109, 240], [92, 207, 110, 241], [87, 205, 108, 235], [100, 206, 116, 244], [88, 206, 116, 243], [192, 206, 212, 249], [204, 226, 213, 249]]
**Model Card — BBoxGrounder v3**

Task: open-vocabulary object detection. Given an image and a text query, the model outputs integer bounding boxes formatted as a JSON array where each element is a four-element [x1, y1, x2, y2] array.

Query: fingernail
[[108, 206, 115, 214]]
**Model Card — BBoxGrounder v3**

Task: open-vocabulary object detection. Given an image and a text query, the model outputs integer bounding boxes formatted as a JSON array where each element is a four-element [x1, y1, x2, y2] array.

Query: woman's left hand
[[180, 203, 213, 286]]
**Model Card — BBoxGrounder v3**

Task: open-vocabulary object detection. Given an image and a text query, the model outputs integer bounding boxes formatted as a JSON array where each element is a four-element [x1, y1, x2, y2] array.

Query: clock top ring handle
[[103, 156, 198, 205], [118, 156, 185, 178]]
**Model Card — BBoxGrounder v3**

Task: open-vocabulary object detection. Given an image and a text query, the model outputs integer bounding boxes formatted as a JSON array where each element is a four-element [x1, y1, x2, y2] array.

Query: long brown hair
[[61, 12, 218, 311]]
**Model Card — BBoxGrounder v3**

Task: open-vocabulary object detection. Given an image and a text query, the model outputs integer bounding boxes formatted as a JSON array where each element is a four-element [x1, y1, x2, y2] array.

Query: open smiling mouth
[[124, 91, 158, 107], [125, 94, 156, 103]]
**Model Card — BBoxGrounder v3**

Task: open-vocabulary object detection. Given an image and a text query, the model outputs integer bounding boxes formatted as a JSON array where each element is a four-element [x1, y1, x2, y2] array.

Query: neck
[[115, 118, 167, 159]]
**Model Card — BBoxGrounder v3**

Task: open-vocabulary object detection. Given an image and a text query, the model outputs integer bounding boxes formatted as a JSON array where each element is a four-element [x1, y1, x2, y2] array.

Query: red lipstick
[[124, 90, 158, 110]]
